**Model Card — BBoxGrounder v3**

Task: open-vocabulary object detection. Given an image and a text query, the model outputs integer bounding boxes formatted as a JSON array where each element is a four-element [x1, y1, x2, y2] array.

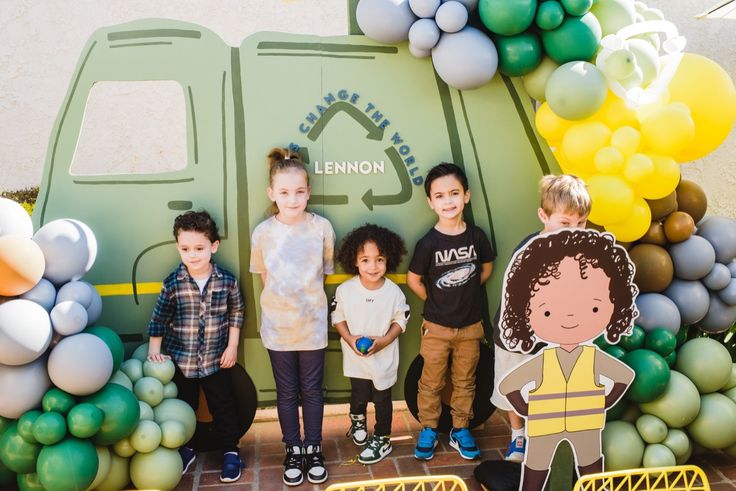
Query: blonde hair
[[266, 147, 309, 215], [539, 174, 591, 217]]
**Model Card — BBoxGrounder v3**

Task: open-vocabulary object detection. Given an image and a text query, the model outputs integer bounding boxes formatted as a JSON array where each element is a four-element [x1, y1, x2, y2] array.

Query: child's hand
[[147, 352, 171, 363], [220, 345, 238, 369], [344, 334, 366, 357], [365, 335, 391, 356]]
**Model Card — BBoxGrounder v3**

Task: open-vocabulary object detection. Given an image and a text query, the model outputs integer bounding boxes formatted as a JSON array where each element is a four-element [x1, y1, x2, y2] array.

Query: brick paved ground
[[172, 403, 736, 491]]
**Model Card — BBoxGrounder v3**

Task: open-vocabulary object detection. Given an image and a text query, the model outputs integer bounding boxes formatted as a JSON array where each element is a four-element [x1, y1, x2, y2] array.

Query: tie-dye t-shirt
[[250, 213, 335, 351]]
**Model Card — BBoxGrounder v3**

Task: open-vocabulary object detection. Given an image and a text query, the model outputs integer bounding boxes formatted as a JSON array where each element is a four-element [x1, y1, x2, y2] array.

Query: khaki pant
[[418, 320, 484, 428], [526, 429, 602, 470]]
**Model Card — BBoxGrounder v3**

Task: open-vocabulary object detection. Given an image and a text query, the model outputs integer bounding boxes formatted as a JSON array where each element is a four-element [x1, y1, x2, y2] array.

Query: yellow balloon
[[623, 153, 654, 184], [611, 126, 641, 156], [633, 153, 680, 199], [605, 197, 652, 242], [640, 103, 695, 157], [668, 53, 736, 162], [536, 102, 573, 143], [562, 122, 612, 174], [587, 174, 635, 225], [598, 92, 639, 129], [594, 146, 625, 174]]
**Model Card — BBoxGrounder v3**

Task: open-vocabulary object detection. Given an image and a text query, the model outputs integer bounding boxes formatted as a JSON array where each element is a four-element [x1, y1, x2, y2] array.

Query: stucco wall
[[0, 0, 734, 216]]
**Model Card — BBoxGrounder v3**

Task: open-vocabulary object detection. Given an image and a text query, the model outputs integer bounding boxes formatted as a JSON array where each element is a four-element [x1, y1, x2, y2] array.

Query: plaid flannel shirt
[[148, 262, 245, 378]]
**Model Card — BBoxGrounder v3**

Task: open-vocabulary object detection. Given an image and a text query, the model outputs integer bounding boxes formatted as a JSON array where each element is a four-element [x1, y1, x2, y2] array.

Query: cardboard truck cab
[[34, 18, 559, 438]]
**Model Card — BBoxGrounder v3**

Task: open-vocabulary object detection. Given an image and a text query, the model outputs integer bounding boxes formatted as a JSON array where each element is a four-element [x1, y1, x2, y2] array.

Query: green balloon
[[536, 1, 565, 30], [130, 342, 150, 363], [619, 325, 646, 351], [0, 416, 11, 438], [602, 421, 645, 471], [84, 326, 125, 373], [0, 458, 15, 486], [662, 428, 691, 458], [636, 414, 668, 444], [675, 325, 688, 347], [95, 453, 129, 491], [686, 393, 736, 449], [644, 328, 677, 357], [0, 423, 41, 474], [643, 443, 676, 467], [546, 61, 607, 120], [130, 447, 183, 491], [17, 411, 42, 444], [41, 388, 76, 415], [541, 13, 601, 64], [664, 351, 676, 367], [17, 472, 45, 491], [561, 0, 592, 16], [83, 383, 140, 446], [622, 349, 671, 403], [628, 38, 659, 87], [606, 396, 628, 422], [32, 412, 67, 446], [37, 437, 98, 491], [494, 32, 543, 77], [479, 0, 538, 36], [722, 363, 736, 391], [589, 0, 636, 36], [676, 338, 732, 393], [67, 403, 103, 439], [593, 334, 610, 349], [604, 345, 627, 360], [639, 371, 701, 428]]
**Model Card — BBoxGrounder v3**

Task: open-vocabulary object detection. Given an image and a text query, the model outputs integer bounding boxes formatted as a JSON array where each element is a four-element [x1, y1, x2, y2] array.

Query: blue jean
[[267, 349, 325, 446]]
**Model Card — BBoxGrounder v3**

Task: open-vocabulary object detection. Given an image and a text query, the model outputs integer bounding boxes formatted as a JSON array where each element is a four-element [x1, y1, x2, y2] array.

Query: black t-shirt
[[409, 225, 495, 328]]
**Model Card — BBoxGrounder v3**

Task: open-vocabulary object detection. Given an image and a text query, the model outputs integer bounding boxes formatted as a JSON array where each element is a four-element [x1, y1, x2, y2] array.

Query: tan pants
[[526, 429, 602, 470], [418, 320, 484, 428]]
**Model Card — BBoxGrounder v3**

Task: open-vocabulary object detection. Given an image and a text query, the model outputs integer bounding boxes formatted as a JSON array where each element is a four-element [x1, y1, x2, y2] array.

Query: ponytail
[[267, 147, 309, 216]]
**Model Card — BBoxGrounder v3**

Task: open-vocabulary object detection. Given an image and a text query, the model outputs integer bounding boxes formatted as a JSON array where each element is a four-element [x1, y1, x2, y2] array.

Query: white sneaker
[[347, 413, 368, 446], [358, 435, 392, 464]]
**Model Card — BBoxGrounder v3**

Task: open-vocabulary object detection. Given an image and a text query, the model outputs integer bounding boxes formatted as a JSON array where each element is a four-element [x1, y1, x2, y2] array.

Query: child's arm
[[147, 336, 170, 362], [220, 280, 245, 369], [335, 321, 365, 357], [220, 325, 240, 369], [147, 283, 176, 363], [407, 271, 427, 301], [366, 322, 402, 356], [480, 261, 493, 284]]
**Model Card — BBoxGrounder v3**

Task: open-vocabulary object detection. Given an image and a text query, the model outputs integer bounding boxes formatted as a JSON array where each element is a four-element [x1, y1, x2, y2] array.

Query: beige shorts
[[491, 344, 534, 411]]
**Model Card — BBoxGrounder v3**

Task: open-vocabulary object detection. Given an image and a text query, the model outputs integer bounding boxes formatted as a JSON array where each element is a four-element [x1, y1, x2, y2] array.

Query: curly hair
[[501, 229, 638, 353], [336, 224, 407, 275], [173, 210, 220, 243]]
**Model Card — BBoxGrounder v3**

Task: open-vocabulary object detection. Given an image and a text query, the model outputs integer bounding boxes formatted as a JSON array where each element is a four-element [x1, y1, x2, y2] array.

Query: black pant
[[350, 378, 393, 437], [174, 366, 240, 452]]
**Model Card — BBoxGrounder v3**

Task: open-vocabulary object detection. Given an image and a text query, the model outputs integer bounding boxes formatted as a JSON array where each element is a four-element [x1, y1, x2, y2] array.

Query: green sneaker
[[358, 435, 392, 464]]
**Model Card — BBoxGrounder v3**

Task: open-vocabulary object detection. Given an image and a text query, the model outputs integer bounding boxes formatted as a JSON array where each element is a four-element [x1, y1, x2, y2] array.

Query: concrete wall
[[0, 0, 734, 216]]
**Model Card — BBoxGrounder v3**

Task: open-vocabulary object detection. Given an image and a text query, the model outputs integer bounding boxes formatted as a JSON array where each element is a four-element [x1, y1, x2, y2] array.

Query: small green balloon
[[590, 0, 637, 36], [541, 13, 602, 64], [67, 403, 104, 438], [130, 342, 150, 363], [36, 437, 98, 491], [495, 32, 543, 77], [636, 414, 668, 444], [643, 443, 676, 467], [479, 0, 538, 36], [0, 423, 41, 474], [628, 38, 659, 86], [41, 388, 76, 415], [606, 397, 628, 422], [536, 1, 565, 30], [17, 411, 42, 444], [644, 328, 677, 357], [17, 472, 45, 491], [622, 349, 671, 403], [545, 61, 607, 120], [604, 345, 627, 360], [32, 412, 67, 446], [664, 351, 677, 367], [662, 428, 691, 458], [561, 0, 592, 16], [619, 325, 646, 351], [593, 334, 610, 349], [675, 325, 688, 347], [0, 416, 11, 438]]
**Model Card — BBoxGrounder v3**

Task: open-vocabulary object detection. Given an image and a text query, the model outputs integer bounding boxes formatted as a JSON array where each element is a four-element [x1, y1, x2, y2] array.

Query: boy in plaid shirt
[[147, 211, 245, 482]]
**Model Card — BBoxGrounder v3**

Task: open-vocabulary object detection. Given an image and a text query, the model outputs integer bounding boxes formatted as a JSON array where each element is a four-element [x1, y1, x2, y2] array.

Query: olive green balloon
[[17, 411, 42, 444], [636, 414, 668, 444], [88, 446, 111, 491], [602, 421, 645, 470], [545, 61, 607, 120], [130, 447, 183, 491], [0, 423, 41, 474], [676, 338, 732, 394], [662, 428, 691, 458], [536, 1, 565, 30], [643, 443, 676, 467], [541, 13, 601, 64], [31, 412, 67, 446], [479, 0, 537, 35], [639, 371, 701, 428], [67, 403, 103, 438], [17, 472, 45, 491], [686, 393, 736, 449], [522, 57, 559, 101], [36, 437, 98, 491], [95, 453, 129, 491], [495, 32, 543, 77], [41, 388, 76, 415]]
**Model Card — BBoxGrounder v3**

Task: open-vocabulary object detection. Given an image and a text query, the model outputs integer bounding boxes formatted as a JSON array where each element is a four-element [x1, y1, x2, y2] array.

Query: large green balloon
[[83, 383, 140, 445], [639, 371, 701, 428], [17, 411, 42, 444], [17, 472, 45, 491], [130, 447, 183, 491], [41, 388, 76, 415], [31, 412, 67, 446], [0, 459, 14, 487], [479, 0, 537, 36], [495, 32, 543, 77], [95, 453, 129, 491], [676, 338, 732, 393], [37, 437, 98, 491], [545, 61, 607, 120], [602, 421, 645, 470], [67, 403, 103, 438], [642, 443, 676, 468], [622, 349, 671, 402], [687, 393, 736, 449], [153, 399, 196, 443], [84, 327, 125, 373], [541, 13, 601, 64], [0, 423, 41, 474]]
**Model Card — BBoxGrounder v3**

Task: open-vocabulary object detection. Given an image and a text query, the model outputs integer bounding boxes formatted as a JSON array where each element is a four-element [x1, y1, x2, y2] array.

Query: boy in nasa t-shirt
[[407, 163, 495, 461]]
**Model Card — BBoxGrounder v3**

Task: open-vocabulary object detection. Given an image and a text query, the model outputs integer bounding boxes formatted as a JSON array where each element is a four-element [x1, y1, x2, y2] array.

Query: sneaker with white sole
[[414, 427, 438, 460], [178, 446, 196, 474], [282, 445, 303, 487], [504, 435, 526, 463], [449, 427, 481, 460], [358, 435, 392, 464], [220, 452, 245, 483], [304, 444, 328, 484], [347, 413, 368, 446]]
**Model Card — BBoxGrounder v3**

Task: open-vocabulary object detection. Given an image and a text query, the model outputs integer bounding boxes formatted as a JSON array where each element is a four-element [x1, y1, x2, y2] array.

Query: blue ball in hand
[[356, 337, 374, 354]]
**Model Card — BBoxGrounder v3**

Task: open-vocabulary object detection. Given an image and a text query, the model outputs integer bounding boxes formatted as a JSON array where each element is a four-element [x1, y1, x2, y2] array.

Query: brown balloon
[[640, 221, 667, 246], [629, 243, 674, 292], [664, 211, 696, 243], [646, 192, 678, 221], [676, 180, 708, 224]]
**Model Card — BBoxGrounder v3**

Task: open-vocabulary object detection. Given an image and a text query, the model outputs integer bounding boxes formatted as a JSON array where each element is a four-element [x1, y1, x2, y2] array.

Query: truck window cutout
[[70, 81, 188, 176]]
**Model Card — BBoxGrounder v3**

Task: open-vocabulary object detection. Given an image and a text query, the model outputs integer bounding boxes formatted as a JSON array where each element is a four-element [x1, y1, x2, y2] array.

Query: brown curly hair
[[501, 229, 638, 353], [336, 224, 407, 275], [173, 210, 220, 243]]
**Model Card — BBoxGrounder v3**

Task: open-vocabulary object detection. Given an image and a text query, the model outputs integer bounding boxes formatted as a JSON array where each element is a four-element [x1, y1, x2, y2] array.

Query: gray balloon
[[635, 293, 681, 334], [409, 42, 432, 58], [443, 0, 478, 12], [703, 263, 731, 291], [669, 235, 716, 280], [19, 278, 56, 312], [56, 280, 94, 308], [436, 1, 469, 33], [0, 356, 51, 419], [431, 26, 498, 90], [728, 260, 736, 278], [86, 288, 103, 326], [410, 0, 441, 17], [409, 18, 441, 50], [697, 216, 736, 264], [718, 278, 736, 306], [697, 292, 736, 333], [663, 279, 710, 325], [357, 0, 417, 43]]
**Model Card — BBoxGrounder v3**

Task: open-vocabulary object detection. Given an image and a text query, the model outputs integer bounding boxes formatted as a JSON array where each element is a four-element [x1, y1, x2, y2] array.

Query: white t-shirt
[[250, 213, 335, 351], [331, 276, 410, 391]]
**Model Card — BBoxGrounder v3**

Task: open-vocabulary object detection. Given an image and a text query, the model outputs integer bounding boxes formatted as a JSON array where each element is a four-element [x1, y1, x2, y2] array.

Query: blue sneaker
[[449, 427, 481, 460], [504, 435, 526, 463], [414, 427, 438, 460], [178, 446, 196, 474], [220, 451, 245, 482]]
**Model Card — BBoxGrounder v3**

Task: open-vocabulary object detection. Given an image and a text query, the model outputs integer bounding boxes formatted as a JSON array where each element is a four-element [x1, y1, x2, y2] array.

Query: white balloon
[[0, 299, 52, 366], [0, 356, 51, 418], [409, 42, 432, 58], [357, 0, 417, 43], [435, 1, 469, 33], [410, 0, 441, 17], [0, 197, 33, 239], [409, 19, 441, 50], [443, 0, 477, 12], [86, 288, 103, 326], [48, 333, 113, 395], [50, 300, 89, 336], [33, 218, 97, 286], [431, 26, 498, 90], [56, 280, 94, 308], [19, 278, 57, 312]]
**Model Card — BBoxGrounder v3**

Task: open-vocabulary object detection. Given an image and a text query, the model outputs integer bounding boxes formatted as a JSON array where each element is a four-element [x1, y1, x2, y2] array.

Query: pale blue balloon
[[357, 0, 417, 43], [703, 263, 731, 291], [663, 279, 710, 326], [636, 293, 681, 334], [435, 1, 469, 33], [409, 18, 441, 50], [431, 26, 498, 90], [410, 0, 441, 17], [670, 236, 716, 281]]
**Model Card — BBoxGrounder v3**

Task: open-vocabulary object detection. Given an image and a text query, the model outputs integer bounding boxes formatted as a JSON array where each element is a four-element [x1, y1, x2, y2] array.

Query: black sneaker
[[282, 445, 303, 487], [220, 451, 245, 483], [304, 444, 328, 484], [178, 446, 196, 474], [347, 413, 368, 446]]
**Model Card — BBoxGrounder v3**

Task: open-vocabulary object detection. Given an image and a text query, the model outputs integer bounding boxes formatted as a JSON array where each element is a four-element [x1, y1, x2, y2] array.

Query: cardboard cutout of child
[[497, 229, 638, 491]]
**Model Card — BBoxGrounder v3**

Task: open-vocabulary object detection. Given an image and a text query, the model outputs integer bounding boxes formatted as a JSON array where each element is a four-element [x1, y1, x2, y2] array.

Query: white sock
[[511, 427, 525, 440]]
